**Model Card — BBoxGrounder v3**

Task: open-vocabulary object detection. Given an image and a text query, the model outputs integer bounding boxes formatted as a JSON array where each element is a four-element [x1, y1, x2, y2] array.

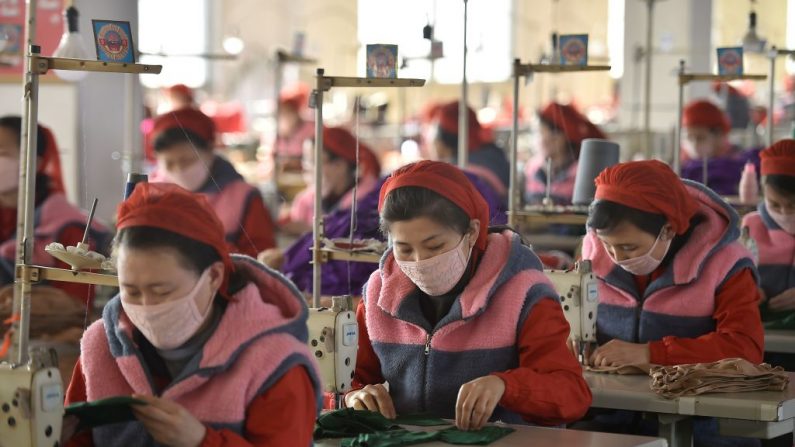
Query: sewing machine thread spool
[[124, 173, 148, 200], [572, 139, 620, 205]]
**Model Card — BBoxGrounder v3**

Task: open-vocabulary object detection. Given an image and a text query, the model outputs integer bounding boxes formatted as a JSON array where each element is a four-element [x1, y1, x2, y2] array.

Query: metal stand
[[673, 60, 766, 176], [310, 70, 424, 307], [272, 50, 317, 188], [458, 0, 469, 169], [767, 47, 795, 146], [508, 60, 611, 227]]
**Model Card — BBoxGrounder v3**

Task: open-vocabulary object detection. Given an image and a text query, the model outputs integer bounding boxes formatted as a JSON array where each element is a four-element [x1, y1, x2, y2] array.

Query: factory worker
[[273, 83, 315, 172], [680, 99, 747, 196], [63, 183, 320, 447], [149, 108, 276, 257], [581, 160, 763, 367], [345, 161, 591, 429], [0, 116, 109, 305], [279, 126, 381, 235], [432, 101, 511, 202], [743, 140, 795, 337], [524, 102, 606, 205]]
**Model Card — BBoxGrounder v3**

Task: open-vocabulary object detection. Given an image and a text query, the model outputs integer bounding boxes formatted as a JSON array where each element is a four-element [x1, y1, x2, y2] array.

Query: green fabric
[[341, 429, 439, 447], [438, 426, 515, 445], [760, 304, 795, 329], [65, 396, 146, 430], [339, 427, 515, 447], [314, 409, 448, 439]]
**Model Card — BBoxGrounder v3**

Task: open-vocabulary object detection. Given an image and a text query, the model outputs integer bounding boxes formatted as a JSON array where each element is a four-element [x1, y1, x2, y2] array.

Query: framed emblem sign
[[92, 19, 135, 63], [717, 47, 743, 76], [559, 34, 588, 66], [366, 44, 397, 79]]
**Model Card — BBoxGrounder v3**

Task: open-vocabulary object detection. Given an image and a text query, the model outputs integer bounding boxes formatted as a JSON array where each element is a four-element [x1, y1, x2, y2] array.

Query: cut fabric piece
[[340, 426, 515, 447], [586, 363, 653, 375], [314, 409, 447, 439], [649, 358, 789, 399]]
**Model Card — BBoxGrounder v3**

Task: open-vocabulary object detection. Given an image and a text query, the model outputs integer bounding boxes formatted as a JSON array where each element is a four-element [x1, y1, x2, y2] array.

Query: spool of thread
[[572, 139, 620, 205], [124, 173, 148, 199]]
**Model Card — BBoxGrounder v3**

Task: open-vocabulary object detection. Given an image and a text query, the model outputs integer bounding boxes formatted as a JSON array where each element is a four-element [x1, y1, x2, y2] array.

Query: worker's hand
[[589, 340, 650, 367], [344, 384, 396, 419], [455, 375, 505, 431], [257, 248, 285, 270], [758, 288, 768, 304], [131, 394, 206, 447], [768, 288, 795, 311], [60, 415, 80, 445]]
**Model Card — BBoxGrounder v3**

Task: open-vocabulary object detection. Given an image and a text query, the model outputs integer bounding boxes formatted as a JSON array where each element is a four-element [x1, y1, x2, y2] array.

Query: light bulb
[[53, 6, 89, 81], [222, 36, 244, 55]]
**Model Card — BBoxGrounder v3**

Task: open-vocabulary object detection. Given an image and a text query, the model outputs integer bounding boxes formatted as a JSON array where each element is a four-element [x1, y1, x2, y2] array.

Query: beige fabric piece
[[649, 358, 789, 399]]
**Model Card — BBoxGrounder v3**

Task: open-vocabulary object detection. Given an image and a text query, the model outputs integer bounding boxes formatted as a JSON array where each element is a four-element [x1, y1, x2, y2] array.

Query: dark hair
[[538, 115, 581, 157], [587, 199, 667, 236], [380, 186, 471, 235], [116, 226, 248, 294], [763, 174, 795, 197], [153, 128, 210, 153], [325, 150, 355, 174], [0, 115, 47, 156]]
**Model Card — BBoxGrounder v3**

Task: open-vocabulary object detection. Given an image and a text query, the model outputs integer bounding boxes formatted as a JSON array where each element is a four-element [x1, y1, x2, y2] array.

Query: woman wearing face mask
[[581, 160, 763, 369], [742, 140, 795, 331], [680, 100, 748, 196], [344, 161, 591, 429], [0, 116, 109, 305], [63, 183, 320, 447], [524, 102, 606, 205], [149, 108, 276, 257]]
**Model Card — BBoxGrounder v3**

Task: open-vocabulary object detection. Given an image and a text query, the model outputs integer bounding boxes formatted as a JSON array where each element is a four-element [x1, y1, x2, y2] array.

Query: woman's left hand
[[131, 394, 207, 447], [455, 375, 506, 431], [589, 340, 650, 367]]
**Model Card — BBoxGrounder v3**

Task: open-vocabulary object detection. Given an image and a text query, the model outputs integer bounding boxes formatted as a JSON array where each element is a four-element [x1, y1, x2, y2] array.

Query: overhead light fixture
[[222, 35, 244, 55], [53, 5, 90, 81], [742, 4, 767, 54]]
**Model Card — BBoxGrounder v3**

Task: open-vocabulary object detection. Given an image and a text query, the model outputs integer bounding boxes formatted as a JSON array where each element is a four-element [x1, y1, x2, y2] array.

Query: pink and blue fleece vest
[[79, 256, 321, 446], [742, 204, 795, 299], [524, 157, 578, 205], [0, 193, 109, 282], [582, 181, 756, 345], [363, 231, 557, 424]]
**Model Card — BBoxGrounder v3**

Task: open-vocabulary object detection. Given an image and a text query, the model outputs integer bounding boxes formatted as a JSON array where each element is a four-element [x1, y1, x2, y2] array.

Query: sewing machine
[[544, 260, 599, 363], [0, 347, 64, 447], [307, 296, 359, 403]]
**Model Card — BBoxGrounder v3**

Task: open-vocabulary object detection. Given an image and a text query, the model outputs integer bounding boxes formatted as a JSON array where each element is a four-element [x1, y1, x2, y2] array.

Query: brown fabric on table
[[586, 363, 653, 375], [649, 358, 789, 399]]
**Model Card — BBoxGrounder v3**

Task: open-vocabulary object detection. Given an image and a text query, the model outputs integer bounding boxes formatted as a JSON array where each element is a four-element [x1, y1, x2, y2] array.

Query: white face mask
[[160, 158, 210, 192], [608, 230, 672, 276], [395, 235, 473, 296], [121, 268, 215, 350], [767, 203, 795, 234], [0, 156, 19, 193]]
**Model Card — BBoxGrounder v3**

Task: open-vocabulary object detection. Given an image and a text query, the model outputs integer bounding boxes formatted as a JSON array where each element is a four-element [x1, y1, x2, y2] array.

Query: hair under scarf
[[539, 102, 606, 146], [116, 182, 234, 297], [323, 126, 381, 179], [760, 139, 795, 177], [378, 160, 489, 251], [683, 100, 731, 134], [594, 160, 699, 235]]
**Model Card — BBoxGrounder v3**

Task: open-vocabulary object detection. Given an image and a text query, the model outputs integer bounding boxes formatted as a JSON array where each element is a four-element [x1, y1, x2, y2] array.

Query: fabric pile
[[649, 358, 789, 399], [315, 409, 514, 447], [586, 364, 652, 375]]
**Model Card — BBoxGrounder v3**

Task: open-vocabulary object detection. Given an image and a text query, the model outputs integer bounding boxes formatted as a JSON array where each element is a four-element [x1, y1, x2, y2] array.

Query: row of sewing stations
[[4, 2, 795, 447]]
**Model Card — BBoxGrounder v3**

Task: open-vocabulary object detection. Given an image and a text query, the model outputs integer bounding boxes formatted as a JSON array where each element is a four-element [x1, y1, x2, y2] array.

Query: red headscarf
[[323, 127, 380, 178], [435, 100, 490, 152], [594, 160, 699, 235], [378, 160, 489, 251], [760, 139, 795, 176], [280, 83, 310, 112], [38, 125, 64, 193], [149, 108, 216, 151], [539, 102, 606, 146], [116, 183, 234, 297], [165, 84, 194, 104], [683, 100, 731, 134]]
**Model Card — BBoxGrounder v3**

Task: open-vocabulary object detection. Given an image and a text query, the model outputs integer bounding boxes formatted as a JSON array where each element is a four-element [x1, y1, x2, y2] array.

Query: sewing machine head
[[544, 260, 599, 344], [0, 347, 64, 447], [307, 296, 358, 396]]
